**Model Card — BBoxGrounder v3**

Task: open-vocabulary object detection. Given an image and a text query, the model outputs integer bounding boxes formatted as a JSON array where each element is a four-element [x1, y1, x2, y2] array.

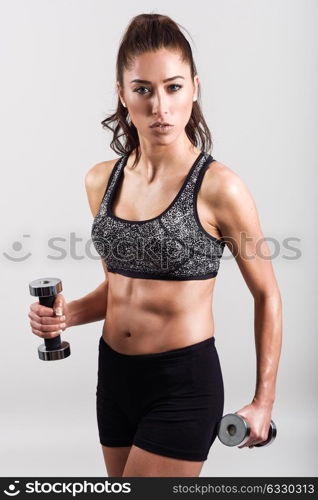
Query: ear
[[116, 81, 125, 106], [193, 74, 200, 101]]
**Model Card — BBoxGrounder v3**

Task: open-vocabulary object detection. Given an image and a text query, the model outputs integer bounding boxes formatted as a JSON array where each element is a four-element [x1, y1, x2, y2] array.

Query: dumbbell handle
[[38, 295, 62, 351]]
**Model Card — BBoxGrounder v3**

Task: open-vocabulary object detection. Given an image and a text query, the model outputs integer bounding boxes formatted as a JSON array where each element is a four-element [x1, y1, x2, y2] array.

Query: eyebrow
[[130, 75, 185, 84]]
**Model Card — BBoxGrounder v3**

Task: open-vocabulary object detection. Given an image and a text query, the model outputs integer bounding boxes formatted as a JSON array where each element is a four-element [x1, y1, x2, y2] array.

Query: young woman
[[28, 13, 282, 477]]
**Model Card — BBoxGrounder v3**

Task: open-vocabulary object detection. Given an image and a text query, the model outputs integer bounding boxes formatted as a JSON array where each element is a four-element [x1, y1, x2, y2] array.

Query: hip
[[97, 334, 224, 409]]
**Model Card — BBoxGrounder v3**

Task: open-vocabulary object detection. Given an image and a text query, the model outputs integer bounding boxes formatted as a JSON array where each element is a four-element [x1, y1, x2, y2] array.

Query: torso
[[92, 150, 224, 355]]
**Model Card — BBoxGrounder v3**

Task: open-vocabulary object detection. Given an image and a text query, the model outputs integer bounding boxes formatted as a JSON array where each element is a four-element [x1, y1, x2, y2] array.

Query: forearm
[[252, 292, 283, 407], [66, 280, 108, 327]]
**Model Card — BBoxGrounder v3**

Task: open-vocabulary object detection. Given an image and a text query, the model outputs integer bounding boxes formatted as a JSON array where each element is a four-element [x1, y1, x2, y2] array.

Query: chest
[[112, 168, 222, 241]]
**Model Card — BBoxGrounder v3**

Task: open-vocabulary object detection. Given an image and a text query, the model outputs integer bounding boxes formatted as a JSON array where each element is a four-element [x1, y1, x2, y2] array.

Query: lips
[[150, 122, 173, 128]]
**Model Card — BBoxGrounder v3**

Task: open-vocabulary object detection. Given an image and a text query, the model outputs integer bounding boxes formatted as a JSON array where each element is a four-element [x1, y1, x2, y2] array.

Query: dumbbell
[[217, 413, 277, 447], [29, 277, 71, 361]]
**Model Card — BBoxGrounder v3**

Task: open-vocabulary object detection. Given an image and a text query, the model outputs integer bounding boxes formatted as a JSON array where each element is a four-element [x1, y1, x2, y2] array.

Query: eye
[[133, 84, 183, 95], [169, 84, 182, 92], [133, 86, 149, 95]]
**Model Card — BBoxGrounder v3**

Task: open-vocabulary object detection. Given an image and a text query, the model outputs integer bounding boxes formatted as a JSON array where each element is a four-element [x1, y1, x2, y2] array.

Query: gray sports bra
[[91, 151, 225, 280]]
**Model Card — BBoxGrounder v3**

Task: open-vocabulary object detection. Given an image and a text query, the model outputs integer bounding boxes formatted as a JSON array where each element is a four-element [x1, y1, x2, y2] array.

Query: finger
[[239, 437, 256, 448], [30, 319, 66, 333], [30, 303, 56, 317], [28, 311, 66, 325], [239, 443, 254, 449], [238, 442, 247, 448], [53, 295, 65, 316], [32, 327, 64, 339]]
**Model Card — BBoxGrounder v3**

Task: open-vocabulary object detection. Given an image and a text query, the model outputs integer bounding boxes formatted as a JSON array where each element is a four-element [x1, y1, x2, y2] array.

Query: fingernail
[[55, 308, 62, 316], [60, 323, 66, 328], [60, 315, 66, 321]]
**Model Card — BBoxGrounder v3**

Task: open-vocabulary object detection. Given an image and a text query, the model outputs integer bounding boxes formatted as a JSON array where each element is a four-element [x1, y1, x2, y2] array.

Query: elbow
[[254, 288, 282, 306]]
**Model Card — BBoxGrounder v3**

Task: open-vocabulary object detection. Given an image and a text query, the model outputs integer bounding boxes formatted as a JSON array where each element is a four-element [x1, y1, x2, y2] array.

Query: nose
[[151, 90, 168, 116]]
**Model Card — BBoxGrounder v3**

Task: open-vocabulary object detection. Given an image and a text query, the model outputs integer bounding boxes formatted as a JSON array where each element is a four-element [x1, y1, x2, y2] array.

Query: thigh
[[102, 445, 132, 477], [96, 389, 137, 446], [123, 445, 204, 477], [96, 337, 139, 448], [132, 337, 224, 464]]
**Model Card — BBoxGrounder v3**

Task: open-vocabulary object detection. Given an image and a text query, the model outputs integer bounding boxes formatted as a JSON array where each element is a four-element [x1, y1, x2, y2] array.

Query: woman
[[28, 13, 282, 477]]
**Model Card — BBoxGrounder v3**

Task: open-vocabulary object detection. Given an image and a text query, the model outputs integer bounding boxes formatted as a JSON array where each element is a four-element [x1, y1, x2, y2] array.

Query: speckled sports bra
[[91, 151, 225, 280]]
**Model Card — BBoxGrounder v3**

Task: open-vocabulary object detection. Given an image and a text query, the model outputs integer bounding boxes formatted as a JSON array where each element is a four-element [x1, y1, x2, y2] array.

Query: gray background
[[0, 0, 317, 477]]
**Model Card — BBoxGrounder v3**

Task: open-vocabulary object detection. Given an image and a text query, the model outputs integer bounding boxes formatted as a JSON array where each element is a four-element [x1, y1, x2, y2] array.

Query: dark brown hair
[[101, 13, 213, 168]]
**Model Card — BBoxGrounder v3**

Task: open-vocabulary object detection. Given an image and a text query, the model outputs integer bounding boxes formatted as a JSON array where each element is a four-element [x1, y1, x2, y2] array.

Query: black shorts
[[96, 335, 224, 462]]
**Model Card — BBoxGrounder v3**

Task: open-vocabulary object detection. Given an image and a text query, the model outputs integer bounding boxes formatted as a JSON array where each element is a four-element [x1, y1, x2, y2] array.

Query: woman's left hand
[[234, 398, 274, 449]]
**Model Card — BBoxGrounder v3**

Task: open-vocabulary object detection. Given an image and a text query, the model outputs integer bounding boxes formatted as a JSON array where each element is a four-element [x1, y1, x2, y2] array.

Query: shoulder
[[204, 158, 253, 209], [204, 159, 261, 248], [85, 157, 119, 191], [85, 157, 121, 217]]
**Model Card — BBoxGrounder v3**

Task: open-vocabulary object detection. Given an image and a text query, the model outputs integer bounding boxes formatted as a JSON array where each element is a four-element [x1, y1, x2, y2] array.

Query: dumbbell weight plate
[[217, 413, 251, 447], [38, 340, 71, 361], [29, 277, 63, 297]]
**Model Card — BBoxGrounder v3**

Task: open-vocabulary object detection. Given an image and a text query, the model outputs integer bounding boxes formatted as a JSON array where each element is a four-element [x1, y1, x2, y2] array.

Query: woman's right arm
[[28, 160, 115, 338], [65, 161, 114, 327], [65, 267, 108, 328]]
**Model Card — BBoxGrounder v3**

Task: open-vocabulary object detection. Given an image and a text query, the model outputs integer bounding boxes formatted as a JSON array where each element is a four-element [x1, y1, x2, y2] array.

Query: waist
[[100, 333, 216, 359], [102, 309, 215, 355]]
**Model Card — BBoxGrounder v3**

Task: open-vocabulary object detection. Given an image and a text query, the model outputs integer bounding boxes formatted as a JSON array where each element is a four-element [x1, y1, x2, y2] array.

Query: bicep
[[214, 170, 279, 300]]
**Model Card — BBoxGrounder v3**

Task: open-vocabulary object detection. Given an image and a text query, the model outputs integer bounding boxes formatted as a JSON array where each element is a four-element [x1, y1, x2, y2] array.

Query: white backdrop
[[0, 0, 317, 477]]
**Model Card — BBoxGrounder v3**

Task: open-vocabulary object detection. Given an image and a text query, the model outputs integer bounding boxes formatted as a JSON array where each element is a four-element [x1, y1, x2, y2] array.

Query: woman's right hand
[[28, 293, 68, 339]]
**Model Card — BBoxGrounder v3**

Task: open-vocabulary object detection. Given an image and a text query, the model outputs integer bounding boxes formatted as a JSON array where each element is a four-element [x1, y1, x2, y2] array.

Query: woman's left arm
[[210, 163, 283, 448]]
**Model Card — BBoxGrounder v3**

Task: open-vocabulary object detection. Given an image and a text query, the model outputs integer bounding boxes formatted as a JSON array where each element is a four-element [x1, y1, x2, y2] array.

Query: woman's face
[[117, 48, 199, 144]]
